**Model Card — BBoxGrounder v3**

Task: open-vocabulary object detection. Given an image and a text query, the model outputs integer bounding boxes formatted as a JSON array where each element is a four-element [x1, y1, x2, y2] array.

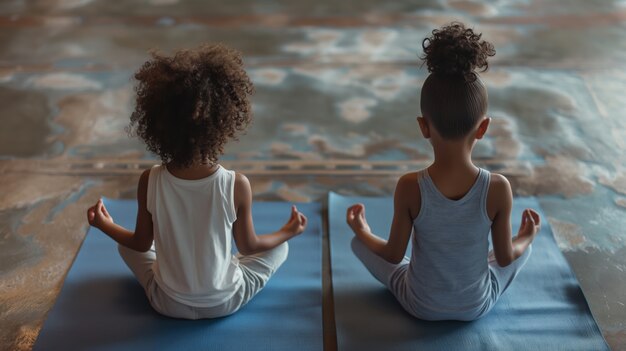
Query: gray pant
[[118, 242, 288, 319], [351, 237, 531, 320]]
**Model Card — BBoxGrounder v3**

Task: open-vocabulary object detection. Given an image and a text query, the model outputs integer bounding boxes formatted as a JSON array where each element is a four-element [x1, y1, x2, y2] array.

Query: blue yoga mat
[[35, 199, 322, 351], [329, 192, 609, 351]]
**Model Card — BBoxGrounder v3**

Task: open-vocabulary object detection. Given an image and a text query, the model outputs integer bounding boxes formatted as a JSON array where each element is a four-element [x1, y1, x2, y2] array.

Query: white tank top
[[146, 164, 243, 307]]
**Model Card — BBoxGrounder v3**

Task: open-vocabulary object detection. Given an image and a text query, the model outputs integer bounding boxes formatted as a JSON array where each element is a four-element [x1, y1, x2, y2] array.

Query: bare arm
[[232, 173, 307, 255], [346, 173, 418, 264], [489, 174, 541, 267], [86, 169, 154, 252]]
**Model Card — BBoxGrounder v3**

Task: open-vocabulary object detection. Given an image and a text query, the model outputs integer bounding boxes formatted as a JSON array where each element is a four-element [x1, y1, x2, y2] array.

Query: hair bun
[[422, 22, 495, 82]]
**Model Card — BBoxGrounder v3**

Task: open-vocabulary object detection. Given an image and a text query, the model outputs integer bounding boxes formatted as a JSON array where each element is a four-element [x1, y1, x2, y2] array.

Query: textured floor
[[0, 0, 625, 350]]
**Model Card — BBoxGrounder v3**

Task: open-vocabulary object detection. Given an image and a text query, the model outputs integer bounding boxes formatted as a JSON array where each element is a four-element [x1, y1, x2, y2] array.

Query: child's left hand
[[346, 203, 372, 235], [87, 199, 114, 229]]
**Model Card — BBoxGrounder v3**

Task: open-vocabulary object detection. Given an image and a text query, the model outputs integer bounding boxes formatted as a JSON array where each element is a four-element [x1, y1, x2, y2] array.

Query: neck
[[166, 161, 219, 180], [430, 138, 476, 173]]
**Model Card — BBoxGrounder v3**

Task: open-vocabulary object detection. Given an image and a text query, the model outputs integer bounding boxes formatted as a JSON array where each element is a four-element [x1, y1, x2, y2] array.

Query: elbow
[[236, 239, 259, 256], [384, 251, 405, 265], [135, 242, 153, 253], [496, 255, 514, 267], [378, 245, 405, 264], [387, 256, 404, 265], [132, 237, 153, 253], [238, 247, 255, 256]]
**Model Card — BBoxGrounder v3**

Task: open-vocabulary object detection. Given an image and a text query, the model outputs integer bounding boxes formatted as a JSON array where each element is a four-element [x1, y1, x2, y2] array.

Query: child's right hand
[[517, 208, 541, 238], [346, 203, 372, 235], [280, 205, 307, 236], [87, 199, 114, 230]]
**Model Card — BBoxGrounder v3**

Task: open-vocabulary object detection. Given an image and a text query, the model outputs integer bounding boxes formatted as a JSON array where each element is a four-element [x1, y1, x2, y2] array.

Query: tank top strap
[[416, 170, 432, 204], [416, 168, 436, 201], [414, 170, 430, 224], [477, 168, 492, 222], [416, 169, 428, 188], [146, 164, 161, 215], [220, 168, 237, 224], [477, 168, 491, 193]]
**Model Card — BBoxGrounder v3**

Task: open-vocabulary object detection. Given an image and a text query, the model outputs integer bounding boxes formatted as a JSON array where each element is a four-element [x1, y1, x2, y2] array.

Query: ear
[[417, 116, 430, 139], [475, 117, 491, 140]]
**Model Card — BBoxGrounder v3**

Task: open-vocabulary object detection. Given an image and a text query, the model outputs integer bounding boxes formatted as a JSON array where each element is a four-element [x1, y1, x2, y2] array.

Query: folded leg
[[489, 244, 532, 296], [236, 242, 289, 306]]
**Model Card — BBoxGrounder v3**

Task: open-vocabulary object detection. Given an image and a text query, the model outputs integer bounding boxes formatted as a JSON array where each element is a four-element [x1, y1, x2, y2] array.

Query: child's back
[[408, 169, 493, 320], [147, 165, 242, 306]]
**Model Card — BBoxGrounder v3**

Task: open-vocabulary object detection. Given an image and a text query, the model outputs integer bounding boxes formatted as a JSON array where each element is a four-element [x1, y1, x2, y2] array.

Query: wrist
[[279, 228, 296, 237], [355, 228, 371, 240], [97, 221, 115, 232]]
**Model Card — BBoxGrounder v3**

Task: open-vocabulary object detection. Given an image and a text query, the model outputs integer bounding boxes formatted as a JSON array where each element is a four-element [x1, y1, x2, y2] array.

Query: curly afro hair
[[421, 22, 495, 82], [420, 23, 495, 139], [129, 44, 254, 168]]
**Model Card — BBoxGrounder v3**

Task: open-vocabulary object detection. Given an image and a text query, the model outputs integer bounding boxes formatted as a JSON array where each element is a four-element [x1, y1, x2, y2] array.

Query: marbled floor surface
[[1, 0, 625, 350]]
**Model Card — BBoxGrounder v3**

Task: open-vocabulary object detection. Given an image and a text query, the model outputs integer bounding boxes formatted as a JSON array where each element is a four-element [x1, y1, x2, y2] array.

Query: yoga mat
[[35, 199, 322, 351], [329, 192, 609, 351]]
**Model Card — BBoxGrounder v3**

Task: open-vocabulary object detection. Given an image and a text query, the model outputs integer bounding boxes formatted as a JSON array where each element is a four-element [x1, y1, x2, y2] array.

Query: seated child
[[87, 44, 307, 319], [346, 23, 541, 321]]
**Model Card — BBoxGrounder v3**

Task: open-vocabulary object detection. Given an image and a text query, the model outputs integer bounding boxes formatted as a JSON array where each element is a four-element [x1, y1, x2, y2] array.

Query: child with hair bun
[[346, 23, 540, 321]]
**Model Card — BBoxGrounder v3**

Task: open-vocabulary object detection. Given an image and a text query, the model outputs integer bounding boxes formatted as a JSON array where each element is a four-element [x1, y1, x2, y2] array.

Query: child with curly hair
[[346, 23, 541, 321], [87, 44, 307, 319]]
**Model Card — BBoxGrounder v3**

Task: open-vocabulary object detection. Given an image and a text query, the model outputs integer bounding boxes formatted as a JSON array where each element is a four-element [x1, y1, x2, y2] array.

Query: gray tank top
[[408, 168, 494, 315]]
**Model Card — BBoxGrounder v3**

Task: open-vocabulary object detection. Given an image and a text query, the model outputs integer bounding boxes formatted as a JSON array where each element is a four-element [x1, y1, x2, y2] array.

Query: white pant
[[118, 242, 288, 319]]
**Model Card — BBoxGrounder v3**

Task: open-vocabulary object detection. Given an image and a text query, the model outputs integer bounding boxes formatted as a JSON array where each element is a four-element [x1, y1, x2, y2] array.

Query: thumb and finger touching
[[530, 210, 540, 227], [101, 203, 111, 218], [520, 209, 541, 236], [300, 213, 307, 228]]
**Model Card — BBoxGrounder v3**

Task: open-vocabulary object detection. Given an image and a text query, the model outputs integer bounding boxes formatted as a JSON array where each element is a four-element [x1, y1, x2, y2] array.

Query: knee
[[351, 237, 375, 264], [350, 237, 365, 256], [275, 242, 289, 264], [520, 244, 532, 263], [118, 244, 138, 265], [281, 241, 289, 255], [117, 243, 129, 257]]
